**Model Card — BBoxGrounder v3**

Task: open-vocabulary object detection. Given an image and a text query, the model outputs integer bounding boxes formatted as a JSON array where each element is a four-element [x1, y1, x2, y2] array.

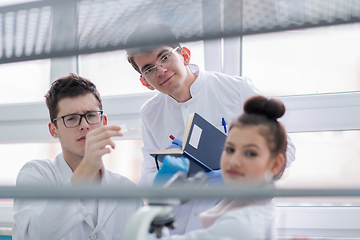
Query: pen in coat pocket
[[222, 118, 227, 133]]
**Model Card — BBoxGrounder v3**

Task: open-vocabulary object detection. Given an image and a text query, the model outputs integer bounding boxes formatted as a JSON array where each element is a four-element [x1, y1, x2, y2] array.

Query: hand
[[205, 169, 224, 186], [166, 137, 183, 150], [153, 156, 190, 186], [72, 125, 123, 183]]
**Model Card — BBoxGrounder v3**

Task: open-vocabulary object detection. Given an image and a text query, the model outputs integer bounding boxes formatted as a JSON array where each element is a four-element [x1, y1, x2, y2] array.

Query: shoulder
[[201, 69, 255, 86], [227, 201, 275, 218], [16, 159, 56, 186], [19, 159, 54, 173], [199, 70, 259, 95], [218, 201, 276, 230], [208, 202, 275, 239]]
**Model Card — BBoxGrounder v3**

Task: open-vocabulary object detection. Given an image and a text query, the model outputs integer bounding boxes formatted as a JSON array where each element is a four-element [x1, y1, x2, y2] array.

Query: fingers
[[83, 125, 123, 162], [88, 125, 123, 139], [86, 125, 122, 145], [88, 138, 116, 154]]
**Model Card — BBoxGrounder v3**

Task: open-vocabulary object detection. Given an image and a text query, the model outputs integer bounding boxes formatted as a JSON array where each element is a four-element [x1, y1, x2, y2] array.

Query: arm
[[139, 116, 162, 186]]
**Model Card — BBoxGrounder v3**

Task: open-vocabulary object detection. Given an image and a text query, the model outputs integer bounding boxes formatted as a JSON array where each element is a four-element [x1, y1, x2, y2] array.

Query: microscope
[[123, 172, 208, 240]]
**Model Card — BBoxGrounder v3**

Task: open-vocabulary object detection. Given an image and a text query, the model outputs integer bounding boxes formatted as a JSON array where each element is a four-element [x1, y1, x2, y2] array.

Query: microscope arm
[[123, 205, 173, 240]]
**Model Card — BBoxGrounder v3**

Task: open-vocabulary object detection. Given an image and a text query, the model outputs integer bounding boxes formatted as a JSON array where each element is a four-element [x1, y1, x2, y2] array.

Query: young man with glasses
[[126, 24, 296, 235], [12, 73, 143, 240]]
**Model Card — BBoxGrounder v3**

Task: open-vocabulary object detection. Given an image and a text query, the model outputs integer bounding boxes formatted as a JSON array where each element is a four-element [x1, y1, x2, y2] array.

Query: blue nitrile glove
[[166, 137, 183, 150], [205, 169, 225, 186], [153, 156, 190, 186]]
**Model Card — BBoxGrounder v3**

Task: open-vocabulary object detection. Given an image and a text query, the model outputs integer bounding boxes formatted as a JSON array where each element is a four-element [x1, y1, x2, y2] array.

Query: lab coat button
[[184, 105, 188, 108], [89, 233, 97, 240], [194, 213, 198, 216]]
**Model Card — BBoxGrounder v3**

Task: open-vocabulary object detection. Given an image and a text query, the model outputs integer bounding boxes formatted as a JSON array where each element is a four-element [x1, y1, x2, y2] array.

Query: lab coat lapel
[[84, 212, 95, 230], [55, 153, 96, 230], [94, 169, 117, 231], [54, 153, 75, 184]]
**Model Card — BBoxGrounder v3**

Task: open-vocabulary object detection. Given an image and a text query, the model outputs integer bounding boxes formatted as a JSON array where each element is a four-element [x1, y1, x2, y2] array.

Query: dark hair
[[126, 23, 181, 74], [230, 95, 287, 180], [44, 73, 102, 126]]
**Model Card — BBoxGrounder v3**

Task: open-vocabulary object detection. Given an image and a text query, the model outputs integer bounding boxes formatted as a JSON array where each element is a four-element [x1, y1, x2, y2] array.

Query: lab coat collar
[[54, 153, 76, 185], [188, 64, 203, 98], [166, 64, 203, 105]]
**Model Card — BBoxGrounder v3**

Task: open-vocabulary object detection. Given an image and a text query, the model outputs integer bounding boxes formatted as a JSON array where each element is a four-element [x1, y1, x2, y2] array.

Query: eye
[[224, 146, 234, 154], [65, 115, 78, 122], [144, 67, 154, 75], [161, 54, 170, 61], [86, 113, 96, 118], [245, 151, 257, 157]]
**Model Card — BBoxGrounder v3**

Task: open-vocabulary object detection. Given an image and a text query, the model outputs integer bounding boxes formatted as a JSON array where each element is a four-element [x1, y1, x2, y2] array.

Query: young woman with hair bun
[[147, 95, 288, 240]]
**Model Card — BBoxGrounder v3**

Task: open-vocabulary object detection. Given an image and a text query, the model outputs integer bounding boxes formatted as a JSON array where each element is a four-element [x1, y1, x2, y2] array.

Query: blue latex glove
[[205, 169, 225, 186], [153, 156, 190, 186], [166, 137, 183, 150]]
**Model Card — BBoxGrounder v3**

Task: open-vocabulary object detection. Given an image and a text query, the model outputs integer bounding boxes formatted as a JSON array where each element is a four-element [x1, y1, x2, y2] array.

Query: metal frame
[[1, 0, 360, 64], [1, 185, 360, 199]]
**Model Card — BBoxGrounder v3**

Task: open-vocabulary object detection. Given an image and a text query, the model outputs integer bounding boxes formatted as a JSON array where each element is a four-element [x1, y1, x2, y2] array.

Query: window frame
[[1, 28, 360, 239]]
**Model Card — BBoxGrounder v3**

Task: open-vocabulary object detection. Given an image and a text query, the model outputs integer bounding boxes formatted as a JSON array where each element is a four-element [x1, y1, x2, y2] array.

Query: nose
[[228, 154, 242, 168], [78, 115, 90, 130], [156, 64, 167, 77]]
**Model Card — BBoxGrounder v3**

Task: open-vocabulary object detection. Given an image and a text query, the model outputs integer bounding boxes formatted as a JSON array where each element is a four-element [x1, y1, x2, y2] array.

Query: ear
[[48, 122, 58, 139], [102, 114, 108, 126], [139, 77, 155, 90], [180, 47, 191, 66], [269, 153, 285, 177]]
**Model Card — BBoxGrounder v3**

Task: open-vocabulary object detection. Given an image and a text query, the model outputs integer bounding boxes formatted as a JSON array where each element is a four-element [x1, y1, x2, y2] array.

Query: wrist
[[71, 161, 102, 184]]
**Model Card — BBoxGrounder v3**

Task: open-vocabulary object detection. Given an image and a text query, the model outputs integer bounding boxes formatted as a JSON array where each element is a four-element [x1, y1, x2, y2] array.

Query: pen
[[222, 118, 227, 133], [169, 135, 182, 149]]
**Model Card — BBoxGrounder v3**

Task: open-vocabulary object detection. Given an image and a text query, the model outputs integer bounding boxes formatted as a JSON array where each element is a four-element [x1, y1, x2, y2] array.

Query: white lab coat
[[12, 153, 143, 240], [139, 64, 296, 234], [148, 200, 276, 240]]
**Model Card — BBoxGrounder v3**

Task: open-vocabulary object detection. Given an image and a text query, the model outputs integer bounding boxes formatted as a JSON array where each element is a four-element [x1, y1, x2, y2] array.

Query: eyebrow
[[64, 110, 99, 116], [243, 144, 260, 149], [225, 142, 260, 149], [141, 49, 171, 73]]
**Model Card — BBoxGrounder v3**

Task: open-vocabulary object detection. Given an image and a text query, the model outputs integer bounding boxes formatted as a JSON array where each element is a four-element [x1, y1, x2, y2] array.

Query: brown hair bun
[[244, 96, 285, 121]]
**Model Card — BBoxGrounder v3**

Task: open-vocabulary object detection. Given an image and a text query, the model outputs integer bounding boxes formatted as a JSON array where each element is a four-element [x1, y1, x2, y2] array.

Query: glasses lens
[[144, 51, 174, 79], [63, 114, 81, 128], [85, 111, 102, 124]]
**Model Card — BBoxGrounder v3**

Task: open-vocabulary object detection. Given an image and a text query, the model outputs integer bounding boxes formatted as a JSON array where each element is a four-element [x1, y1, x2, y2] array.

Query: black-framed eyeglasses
[[52, 111, 104, 128], [141, 46, 180, 80]]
